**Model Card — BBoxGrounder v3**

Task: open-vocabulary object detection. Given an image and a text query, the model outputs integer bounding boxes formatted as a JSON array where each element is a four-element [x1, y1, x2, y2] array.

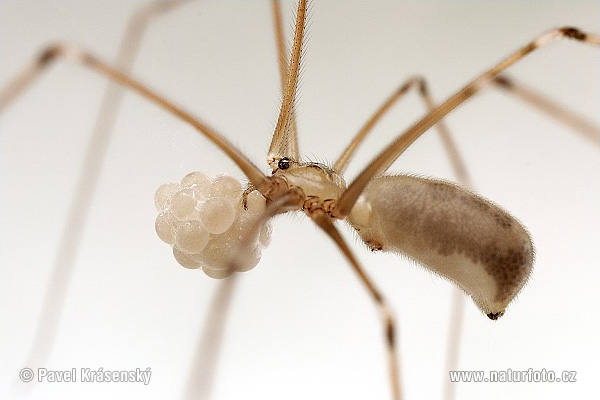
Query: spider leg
[[333, 76, 473, 186], [267, 0, 307, 164], [335, 27, 600, 218], [0, 45, 269, 192], [332, 69, 600, 400], [185, 3, 310, 395], [308, 207, 401, 400], [271, 0, 299, 160], [334, 73, 599, 182], [183, 273, 238, 399], [2, 0, 191, 375], [331, 29, 599, 398], [182, 188, 305, 399], [492, 75, 599, 145], [229, 189, 305, 272]]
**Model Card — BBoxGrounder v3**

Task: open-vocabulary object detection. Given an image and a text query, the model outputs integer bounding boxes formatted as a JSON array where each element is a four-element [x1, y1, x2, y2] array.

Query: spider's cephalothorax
[[270, 156, 347, 204]]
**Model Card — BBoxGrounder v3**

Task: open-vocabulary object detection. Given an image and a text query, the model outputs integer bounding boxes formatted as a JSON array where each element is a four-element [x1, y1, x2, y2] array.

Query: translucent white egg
[[197, 197, 236, 234], [234, 211, 262, 244], [190, 184, 210, 202], [197, 215, 253, 271], [259, 222, 273, 247], [175, 220, 210, 254], [181, 171, 210, 189], [156, 172, 273, 277], [165, 209, 182, 228], [244, 190, 267, 216], [233, 246, 262, 272], [172, 247, 202, 270], [154, 182, 182, 211], [155, 211, 176, 245], [196, 233, 233, 271], [170, 188, 199, 221], [202, 265, 234, 279], [209, 175, 242, 199]]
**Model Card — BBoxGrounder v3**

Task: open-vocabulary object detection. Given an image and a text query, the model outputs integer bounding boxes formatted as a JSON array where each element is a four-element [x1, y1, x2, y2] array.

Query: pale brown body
[[270, 158, 534, 319], [347, 175, 534, 319]]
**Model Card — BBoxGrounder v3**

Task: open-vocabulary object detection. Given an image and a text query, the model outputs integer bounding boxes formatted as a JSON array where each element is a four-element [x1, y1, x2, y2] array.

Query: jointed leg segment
[[1, 0, 194, 377], [333, 76, 473, 187], [268, 0, 307, 162], [491, 75, 600, 145], [1, 43, 270, 193], [334, 71, 600, 191], [271, 0, 300, 159], [335, 27, 600, 219], [328, 29, 600, 399], [308, 208, 401, 400]]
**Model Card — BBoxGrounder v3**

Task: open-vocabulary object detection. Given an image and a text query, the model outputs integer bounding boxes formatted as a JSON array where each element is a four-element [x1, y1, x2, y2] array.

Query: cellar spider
[[1, 1, 599, 400]]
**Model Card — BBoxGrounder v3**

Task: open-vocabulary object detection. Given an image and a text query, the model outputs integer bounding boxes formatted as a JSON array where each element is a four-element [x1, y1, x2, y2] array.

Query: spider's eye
[[278, 157, 291, 170]]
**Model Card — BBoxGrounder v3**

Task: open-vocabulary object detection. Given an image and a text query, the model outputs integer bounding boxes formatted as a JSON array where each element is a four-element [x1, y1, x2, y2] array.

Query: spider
[[1, 2, 598, 399]]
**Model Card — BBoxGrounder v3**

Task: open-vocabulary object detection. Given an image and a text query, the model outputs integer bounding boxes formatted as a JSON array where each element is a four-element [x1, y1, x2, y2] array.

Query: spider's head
[[269, 155, 347, 201]]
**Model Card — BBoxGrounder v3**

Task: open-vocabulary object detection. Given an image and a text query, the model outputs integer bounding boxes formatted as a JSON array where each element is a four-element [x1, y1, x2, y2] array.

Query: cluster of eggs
[[154, 171, 272, 278]]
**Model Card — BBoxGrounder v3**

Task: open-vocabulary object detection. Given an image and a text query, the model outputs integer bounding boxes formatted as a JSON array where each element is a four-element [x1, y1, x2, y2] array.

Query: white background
[[1, 1, 599, 399]]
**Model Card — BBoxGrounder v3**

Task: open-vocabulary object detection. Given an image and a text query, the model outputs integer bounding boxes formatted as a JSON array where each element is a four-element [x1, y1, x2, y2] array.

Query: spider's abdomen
[[348, 175, 534, 319]]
